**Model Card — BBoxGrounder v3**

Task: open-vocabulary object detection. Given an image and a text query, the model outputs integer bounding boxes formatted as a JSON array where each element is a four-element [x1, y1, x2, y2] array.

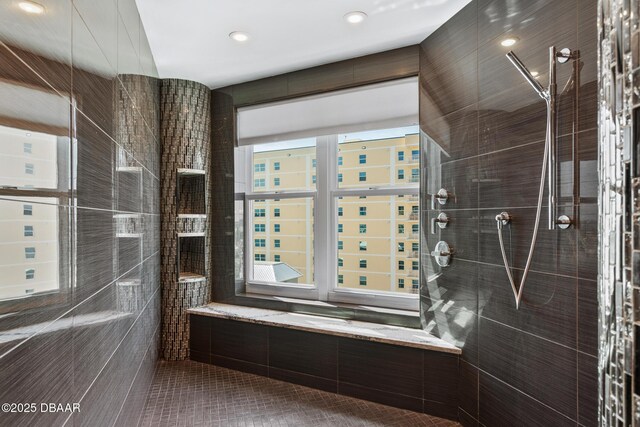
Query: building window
[[274, 239, 281, 248], [411, 205, 419, 214], [397, 169, 404, 180], [25, 163, 34, 174], [411, 169, 419, 182], [359, 154, 367, 164], [338, 274, 344, 284], [255, 224, 265, 232], [25, 269, 35, 280], [359, 172, 366, 182], [412, 261, 419, 270], [359, 276, 367, 286], [411, 149, 419, 161], [338, 223, 343, 233], [312, 159, 317, 168], [255, 163, 266, 172], [274, 255, 281, 262], [24, 142, 32, 154], [312, 175, 316, 184], [338, 173, 343, 183], [274, 208, 280, 217], [338, 258, 343, 267], [254, 208, 265, 217], [359, 207, 367, 216], [338, 156, 343, 166], [254, 178, 265, 188], [338, 240, 343, 250], [398, 260, 405, 270], [24, 225, 34, 237], [274, 177, 280, 186], [338, 207, 343, 216], [23, 204, 33, 216], [255, 239, 266, 247], [398, 224, 404, 234], [398, 279, 404, 288], [398, 206, 404, 215], [255, 254, 266, 261], [274, 224, 280, 232], [398, 151, 404, 161], [412, 224, 419, 234], [359, 241, 367, 251], [412, 280, 419, 289], [359, 224, 366, 234], [25, 247, 36, 259], [398, 242, 405, 252], [412, 242, 419, 252], [359, 259, 367, 268], [274, 162, 280, 170]]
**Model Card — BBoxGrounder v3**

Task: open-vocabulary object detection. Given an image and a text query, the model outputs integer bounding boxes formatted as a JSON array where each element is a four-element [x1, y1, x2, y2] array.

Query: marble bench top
[[188, 303, 461, 355]]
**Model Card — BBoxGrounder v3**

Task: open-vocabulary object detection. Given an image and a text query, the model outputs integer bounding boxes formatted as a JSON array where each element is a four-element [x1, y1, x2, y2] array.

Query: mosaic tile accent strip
[[139, 360, 460, 427], [599, 0, 640, 424], [160, 79, 212, 360]]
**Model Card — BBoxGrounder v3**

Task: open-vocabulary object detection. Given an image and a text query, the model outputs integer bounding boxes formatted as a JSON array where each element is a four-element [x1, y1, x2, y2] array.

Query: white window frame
[[240, 134, 420, 311]]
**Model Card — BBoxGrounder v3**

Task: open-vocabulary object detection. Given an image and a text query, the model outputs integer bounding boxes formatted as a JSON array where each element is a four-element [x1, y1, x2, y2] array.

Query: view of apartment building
[[250, 132, 420, 293]]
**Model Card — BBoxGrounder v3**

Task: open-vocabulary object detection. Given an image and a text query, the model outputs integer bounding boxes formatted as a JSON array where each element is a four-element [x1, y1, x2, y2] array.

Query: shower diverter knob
[[430, 241, 452, 267]]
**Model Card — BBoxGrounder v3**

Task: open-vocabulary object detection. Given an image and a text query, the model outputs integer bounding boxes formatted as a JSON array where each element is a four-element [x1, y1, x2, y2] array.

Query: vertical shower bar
[[548, 46, 557, 230]]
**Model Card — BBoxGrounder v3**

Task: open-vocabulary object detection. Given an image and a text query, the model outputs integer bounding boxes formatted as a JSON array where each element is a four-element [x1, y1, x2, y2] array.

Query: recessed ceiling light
[[344, 11, 367, 24], [229, 31, 249, 42], [500, 37, 519, 47], [18, 1, 45, 14]]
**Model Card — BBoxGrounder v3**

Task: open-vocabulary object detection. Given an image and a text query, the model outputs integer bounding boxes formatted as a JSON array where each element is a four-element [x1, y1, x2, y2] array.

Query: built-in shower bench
[[188, 303, 461, 420]]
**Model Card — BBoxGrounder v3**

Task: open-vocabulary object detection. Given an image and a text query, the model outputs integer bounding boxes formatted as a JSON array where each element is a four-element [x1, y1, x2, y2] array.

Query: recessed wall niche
[[160, 79, 211, 361]]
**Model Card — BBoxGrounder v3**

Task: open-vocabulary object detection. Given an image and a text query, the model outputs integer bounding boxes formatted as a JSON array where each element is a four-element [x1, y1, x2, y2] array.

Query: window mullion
[[314, 135, 335, 300]]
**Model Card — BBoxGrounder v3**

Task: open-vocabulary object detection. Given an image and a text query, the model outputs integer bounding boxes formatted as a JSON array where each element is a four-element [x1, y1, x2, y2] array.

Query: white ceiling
[[135, 0, 470, 89]]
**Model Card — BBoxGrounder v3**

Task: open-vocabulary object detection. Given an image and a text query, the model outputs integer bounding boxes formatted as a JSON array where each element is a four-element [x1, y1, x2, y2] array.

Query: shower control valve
[[431, 212, 449, 234], [430, 188, 450, 209], [430, 241, 453, 267]]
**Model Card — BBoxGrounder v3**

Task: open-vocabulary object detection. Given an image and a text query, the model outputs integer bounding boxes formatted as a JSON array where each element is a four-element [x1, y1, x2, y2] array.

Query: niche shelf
[[177, 169, 205, 215], [178, 235, 206, 284]]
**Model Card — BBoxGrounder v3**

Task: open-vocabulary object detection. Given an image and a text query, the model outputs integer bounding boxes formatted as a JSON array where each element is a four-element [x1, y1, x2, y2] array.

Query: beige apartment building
[[0, 125, 61, 300], [252, 133, 420, 294]]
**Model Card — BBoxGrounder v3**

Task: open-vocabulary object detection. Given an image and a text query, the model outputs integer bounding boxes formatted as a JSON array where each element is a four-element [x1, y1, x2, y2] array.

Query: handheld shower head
[[506, 51, 547, 100]]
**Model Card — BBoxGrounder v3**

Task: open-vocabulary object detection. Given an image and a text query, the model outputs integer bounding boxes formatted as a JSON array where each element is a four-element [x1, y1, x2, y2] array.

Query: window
[[411, 168, 419, 183], [412, 261, 419, 271], [398, 206, 404, 215], [398, 151, 404, 161], [398, 260, 405, 270], [25, 163, 34, 174], [25, 269, 35, 280], [412, 280, 419, 289], [254, 178, 265, 188], [411, 149, 419, 161], [398, 242, 405, 252], [24, 143, 32, 154], [412, 224, 419, 234], [398, 279, 404, 288], [24, 225, 33, 237], [23, 204, 32, 216], [25, 247, 36, 259], [398, 224, 405, 234], [254, 208, 265, 217], [412, 242, 419, 252], [254, 224, 265, 232], [255, 163, 265, 172], [411, 205, 419, 214], [255, 254, 266, 261], [235, 78, 419, 310]]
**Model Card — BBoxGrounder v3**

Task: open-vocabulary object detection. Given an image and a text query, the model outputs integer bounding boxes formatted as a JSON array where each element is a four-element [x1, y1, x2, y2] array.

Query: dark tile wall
[[0, 1, 160, 426], [190, 315, 460, 420], [419, 0, 597, 425]]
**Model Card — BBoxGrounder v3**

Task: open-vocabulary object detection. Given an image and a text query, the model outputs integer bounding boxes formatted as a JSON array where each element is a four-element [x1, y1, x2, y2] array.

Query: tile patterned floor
[[139, 360, 461, 427]]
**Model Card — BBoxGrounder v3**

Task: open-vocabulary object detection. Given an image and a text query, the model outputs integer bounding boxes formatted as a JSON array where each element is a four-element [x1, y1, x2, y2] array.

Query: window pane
[[337, 126, 419, 189], [234, 200, 244, 281], [336, 194, 419, 294], [251, 197, 314, 285], [252, 139, 316, 192]]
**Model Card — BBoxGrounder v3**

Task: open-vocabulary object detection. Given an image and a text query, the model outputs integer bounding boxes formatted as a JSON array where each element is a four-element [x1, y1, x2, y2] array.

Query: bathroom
[[0, 0, 626, 426]]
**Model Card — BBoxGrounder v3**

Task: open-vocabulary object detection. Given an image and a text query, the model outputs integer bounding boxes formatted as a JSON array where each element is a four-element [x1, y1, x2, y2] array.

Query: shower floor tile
[[139, 360, 460, 427]]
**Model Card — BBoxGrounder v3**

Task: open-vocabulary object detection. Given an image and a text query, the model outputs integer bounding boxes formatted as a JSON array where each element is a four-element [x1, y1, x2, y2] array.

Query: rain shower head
[[506, 51, 547, 100]]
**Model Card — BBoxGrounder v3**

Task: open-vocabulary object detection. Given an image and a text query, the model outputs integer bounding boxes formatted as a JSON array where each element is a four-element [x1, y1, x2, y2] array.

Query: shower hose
[[495, 101, 551, 309]]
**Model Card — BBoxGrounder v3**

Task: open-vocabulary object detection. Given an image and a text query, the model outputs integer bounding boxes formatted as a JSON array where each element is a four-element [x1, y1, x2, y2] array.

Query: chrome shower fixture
[[505, 51, 546, 100]]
